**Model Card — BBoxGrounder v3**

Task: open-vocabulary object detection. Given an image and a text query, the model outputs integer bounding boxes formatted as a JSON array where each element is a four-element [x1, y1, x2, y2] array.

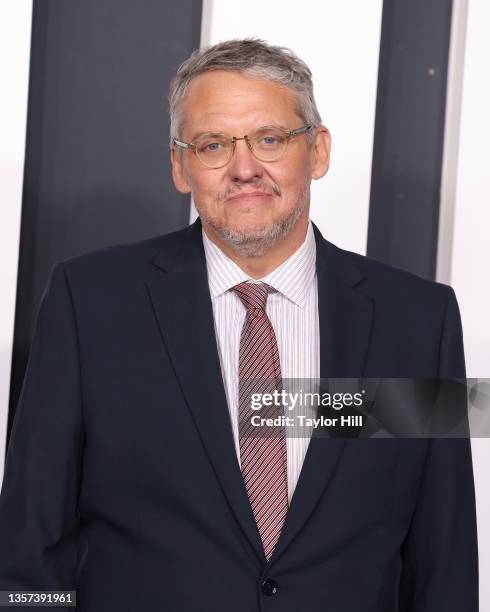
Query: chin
[[200, 195, 308, 254], [224, 210, 276, 231], [226, 220, 274, 238]]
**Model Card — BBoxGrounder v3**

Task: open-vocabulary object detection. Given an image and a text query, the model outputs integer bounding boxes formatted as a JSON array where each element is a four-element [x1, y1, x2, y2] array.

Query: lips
[[225, 191, 272, 202]]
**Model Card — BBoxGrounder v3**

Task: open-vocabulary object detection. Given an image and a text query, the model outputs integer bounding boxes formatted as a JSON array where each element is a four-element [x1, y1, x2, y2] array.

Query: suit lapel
[[145, 220, 266, 564], [270, 224, 374, 564]]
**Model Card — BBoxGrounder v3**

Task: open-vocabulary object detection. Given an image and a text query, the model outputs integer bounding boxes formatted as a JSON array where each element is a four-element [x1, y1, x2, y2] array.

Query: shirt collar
[[202, 220, 317, 308]]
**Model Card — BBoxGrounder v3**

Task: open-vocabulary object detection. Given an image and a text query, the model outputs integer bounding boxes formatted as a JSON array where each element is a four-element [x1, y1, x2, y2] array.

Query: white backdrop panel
[[449, 1, 490, 608], [196, 0, 383, 255], [0, 0, 33, 482], [450, 0, 490, 377]]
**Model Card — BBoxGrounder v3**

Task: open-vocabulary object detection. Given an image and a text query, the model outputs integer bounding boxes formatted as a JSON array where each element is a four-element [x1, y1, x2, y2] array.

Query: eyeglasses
[[173, 124, 313, 169]]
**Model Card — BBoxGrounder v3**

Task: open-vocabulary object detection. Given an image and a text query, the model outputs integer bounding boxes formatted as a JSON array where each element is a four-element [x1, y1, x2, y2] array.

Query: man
[[0, 39, 478, 610]]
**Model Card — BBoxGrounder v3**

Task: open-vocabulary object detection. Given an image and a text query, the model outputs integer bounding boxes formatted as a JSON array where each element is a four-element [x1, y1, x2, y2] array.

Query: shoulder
[[317, 235, 454, 311], [316, 238, 465, 376], [313, 231, 461, 361], [55, 224, 193, 283]]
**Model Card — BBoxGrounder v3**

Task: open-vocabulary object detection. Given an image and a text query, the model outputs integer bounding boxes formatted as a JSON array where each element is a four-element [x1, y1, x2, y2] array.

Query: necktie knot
[[233, 281, 270, 315]]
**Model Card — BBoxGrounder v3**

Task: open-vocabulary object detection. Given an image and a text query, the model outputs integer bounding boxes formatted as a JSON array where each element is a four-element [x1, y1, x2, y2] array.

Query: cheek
[[188, 173, 223, 203], [271, 165, 310, 200]]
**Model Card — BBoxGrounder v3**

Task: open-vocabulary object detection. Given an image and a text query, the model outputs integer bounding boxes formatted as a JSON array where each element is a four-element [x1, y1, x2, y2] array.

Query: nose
[[226, 138, 264, 183]]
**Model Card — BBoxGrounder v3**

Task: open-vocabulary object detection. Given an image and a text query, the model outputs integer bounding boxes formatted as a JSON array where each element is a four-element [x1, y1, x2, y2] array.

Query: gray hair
[[168, 38, 322, 145]]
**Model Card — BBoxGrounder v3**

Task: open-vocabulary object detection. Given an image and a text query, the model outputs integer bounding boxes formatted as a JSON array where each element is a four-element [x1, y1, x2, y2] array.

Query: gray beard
[[198, 183, 310, 258]]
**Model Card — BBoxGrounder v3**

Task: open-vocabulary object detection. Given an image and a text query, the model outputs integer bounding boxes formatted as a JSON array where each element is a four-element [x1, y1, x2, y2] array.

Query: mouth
[[225, 191, 273, 204]]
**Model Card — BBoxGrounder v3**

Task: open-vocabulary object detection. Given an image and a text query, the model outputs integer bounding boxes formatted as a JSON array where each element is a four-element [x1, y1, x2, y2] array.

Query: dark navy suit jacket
[[0, 218, 478, 611]]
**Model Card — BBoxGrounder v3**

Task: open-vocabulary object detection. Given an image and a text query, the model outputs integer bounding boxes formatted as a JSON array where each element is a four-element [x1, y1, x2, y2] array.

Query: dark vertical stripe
[[7, 0, 203, 452], [367, 0, 453, 280]]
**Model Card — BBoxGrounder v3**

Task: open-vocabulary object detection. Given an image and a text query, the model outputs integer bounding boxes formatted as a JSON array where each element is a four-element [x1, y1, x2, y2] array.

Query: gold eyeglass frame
[[173, 124, 313, 169]]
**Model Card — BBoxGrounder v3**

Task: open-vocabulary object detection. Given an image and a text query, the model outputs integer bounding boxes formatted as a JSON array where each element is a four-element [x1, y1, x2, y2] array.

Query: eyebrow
[[190, 130, 226, 141], [189, 124, 291, 141]]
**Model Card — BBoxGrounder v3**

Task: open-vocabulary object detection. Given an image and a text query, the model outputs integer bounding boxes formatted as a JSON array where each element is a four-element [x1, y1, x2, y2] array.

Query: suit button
[[261, 578, 279, 596]]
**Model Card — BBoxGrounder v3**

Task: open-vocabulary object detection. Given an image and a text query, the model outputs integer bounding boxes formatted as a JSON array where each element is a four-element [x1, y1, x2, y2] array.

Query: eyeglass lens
[[194, 127, 289, 167]]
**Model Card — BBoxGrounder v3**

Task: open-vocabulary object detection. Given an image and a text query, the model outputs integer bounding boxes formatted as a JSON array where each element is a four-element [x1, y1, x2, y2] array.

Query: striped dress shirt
[[202, 220, 320, 502]]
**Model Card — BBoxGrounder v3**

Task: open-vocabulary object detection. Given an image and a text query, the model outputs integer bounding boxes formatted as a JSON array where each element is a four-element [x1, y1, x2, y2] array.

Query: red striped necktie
[[233, 281, 288, 560]]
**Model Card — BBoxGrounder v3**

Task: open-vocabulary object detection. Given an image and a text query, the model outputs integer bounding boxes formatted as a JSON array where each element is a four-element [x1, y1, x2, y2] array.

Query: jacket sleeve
[[398, 286, 479, 611], [0, 262, 85, 595]]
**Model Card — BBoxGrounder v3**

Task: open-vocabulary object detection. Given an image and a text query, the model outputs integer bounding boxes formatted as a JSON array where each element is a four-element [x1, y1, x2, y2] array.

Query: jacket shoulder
[[324, 239, 453, 304], [55, 224, 191, 281]]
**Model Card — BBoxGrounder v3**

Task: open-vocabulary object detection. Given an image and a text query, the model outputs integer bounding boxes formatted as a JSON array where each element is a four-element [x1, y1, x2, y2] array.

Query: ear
[[171, 147, 192, 194], [311, 125, 331, 180]]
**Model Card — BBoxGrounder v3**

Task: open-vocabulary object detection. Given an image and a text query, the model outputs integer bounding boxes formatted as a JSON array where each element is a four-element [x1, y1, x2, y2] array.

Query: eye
[[253, 130, 286, 148], [197, 138, 227, 154], [206, 142, 222, 151], [261, 135, 280, 146]]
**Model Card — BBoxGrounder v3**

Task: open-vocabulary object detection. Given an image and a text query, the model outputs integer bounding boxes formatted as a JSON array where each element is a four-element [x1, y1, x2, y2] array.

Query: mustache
[[218, 182, 281, 201]]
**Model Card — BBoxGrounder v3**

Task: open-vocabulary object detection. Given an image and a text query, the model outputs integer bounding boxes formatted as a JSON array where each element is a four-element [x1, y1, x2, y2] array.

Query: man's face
[[171, 70, 330, 256]]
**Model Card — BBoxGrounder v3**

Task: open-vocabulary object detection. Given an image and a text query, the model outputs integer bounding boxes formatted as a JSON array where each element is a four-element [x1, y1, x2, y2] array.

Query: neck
[[202, 213, 309, 279]]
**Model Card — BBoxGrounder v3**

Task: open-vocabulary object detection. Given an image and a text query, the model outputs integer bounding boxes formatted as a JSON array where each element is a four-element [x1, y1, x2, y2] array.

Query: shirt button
[[261, 578, 279, 596]]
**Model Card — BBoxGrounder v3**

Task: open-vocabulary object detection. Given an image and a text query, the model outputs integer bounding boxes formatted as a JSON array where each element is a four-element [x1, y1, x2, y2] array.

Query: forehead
[[182, 70, 301, 137]]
